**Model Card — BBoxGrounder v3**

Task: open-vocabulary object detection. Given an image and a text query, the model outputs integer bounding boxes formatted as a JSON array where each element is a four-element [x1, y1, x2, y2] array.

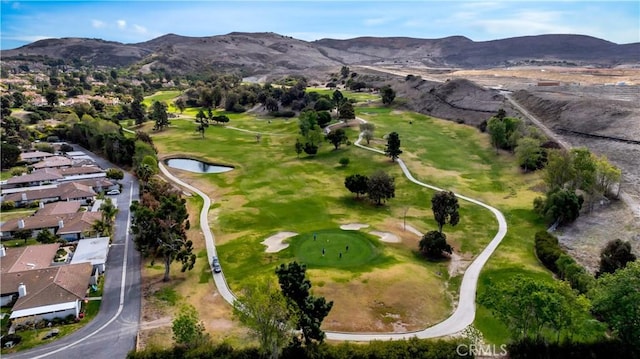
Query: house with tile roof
[[31, 156, 73, 169], [34, 201, 81, 216], [19, 151, 56, 163], [0, 211, 102, 241], [0, 243, 60, 306], [3, 168, 64, 189], [2, 181, 96, 207], [2, 263, 93, 321], [0, 243, 60, 274]]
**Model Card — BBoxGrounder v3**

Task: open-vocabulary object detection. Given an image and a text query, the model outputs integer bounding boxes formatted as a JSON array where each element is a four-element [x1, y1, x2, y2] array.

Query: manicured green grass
[[143, 90, 181, 106], [307, 88, 380, 102], [290, 229, 390, 269], [143, 90, 182, 113], [150, 101, 562, 336]]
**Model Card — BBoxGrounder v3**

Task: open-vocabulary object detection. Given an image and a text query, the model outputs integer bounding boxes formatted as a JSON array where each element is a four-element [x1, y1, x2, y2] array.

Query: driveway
[[5, 147, 141, 359]]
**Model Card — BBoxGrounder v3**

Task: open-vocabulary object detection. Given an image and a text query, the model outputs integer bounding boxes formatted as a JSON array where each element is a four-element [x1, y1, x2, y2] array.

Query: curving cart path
[[158, 118, 507, 341]]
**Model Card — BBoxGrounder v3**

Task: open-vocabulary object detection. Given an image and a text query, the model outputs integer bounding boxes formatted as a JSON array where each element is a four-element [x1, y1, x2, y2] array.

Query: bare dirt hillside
[[511, 87, 640, 200], [2, 33, 638, 75]]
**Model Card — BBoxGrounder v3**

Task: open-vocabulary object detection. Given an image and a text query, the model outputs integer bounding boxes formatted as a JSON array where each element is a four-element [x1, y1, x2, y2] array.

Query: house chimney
[[58, 219, 64, 229], [18, 219, 25, 229], [18, 283, 27, 298], [21, 193, 27, 201], [0, 245, 5, 257]]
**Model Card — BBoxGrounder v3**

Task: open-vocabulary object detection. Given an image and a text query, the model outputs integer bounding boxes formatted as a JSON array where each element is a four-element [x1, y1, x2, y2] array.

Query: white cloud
[[91, 19, 106, 29], [133, 24, 147, 34], [363, 17, 392, 27], [117, 20, 126, 29], [473, 10, 575, 36], [5, 35, 52, 42], [286, 31, 364, 41]]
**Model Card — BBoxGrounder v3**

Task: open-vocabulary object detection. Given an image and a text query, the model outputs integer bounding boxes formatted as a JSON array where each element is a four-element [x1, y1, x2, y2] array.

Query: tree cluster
[[534, 148, 621, 227], [419, 191, 460, 259], [128, 337, 467, 359], [130, 180, 196, 282], [275, 262, 333, 346], [344, 170, 395, 205], [480, 275, 600, 343], [534, 231, 594, 294]]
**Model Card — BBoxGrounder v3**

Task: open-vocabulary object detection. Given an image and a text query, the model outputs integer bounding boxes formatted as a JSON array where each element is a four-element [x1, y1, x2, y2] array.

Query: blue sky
[[1, 1, 639, 50]]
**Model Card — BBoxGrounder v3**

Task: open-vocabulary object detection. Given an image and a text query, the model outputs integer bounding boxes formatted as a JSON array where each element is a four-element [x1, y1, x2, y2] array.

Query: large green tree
[[344, 174, 369, 198], [338, 101, 355, 121], [431, 191, 460, 233], [596, 239, 636, 277], [533, 188, 583, 226], [172, 304, 209, 348], [515, 137, 545, 172], [380, 85, 396, 105], [45, 90, 59, 106], [131, 190, 196, 281], [151, 101, 170, 131], [570, 147, 597, 193], [419, 230, 452, 259], [1, 143, 21, 169], [326, 128, 348, 150], [275, 262, 333, 345], [130, 99, 146, 125], [594, 154, 621, 197], [233, 279, 297, 359], [480, 275, 595, 341], [384, 132, 402, 161], [487, 116, 506, 153], [366, 170, 395, 205], [591, 261, 640, 346]]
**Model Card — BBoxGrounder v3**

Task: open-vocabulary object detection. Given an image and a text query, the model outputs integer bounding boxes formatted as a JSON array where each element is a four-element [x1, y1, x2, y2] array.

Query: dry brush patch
[[138, 195, 247, 349], [311, 263, 450, 332]]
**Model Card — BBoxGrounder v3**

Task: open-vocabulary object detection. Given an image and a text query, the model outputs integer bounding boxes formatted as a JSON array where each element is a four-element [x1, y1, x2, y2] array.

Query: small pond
[[165, 158, 233, 174]]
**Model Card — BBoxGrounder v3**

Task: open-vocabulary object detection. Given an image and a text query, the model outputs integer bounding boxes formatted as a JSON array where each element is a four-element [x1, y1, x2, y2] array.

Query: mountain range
[[2, 32, 638, 74]]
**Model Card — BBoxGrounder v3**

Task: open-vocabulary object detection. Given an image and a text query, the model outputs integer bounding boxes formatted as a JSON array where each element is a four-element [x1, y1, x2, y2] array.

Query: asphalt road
[[160, 121, 508, 341], [5, 147, 141, 359]]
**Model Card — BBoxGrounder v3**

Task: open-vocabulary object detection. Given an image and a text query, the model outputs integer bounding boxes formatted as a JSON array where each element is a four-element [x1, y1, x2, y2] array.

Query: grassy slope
[[356, 106, 552, 343], [146, 90, 576, 342]]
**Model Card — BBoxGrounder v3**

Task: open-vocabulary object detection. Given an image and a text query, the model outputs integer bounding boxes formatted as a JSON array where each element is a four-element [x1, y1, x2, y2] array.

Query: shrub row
[[128, 338, 467, 359], [269, 110, 296, 118], [507, 338, 637, 359], [534, 231, 594, 294]]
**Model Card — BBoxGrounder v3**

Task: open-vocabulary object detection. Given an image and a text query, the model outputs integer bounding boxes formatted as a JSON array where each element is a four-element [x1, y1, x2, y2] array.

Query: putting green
[[290, 229, 383, 268]]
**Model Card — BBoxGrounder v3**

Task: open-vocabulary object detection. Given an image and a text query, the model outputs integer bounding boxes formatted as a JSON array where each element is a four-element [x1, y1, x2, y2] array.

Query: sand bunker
[[340, 223, 370, 230], [370, 231, 401, 243], [262, 232, 298, 253]]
